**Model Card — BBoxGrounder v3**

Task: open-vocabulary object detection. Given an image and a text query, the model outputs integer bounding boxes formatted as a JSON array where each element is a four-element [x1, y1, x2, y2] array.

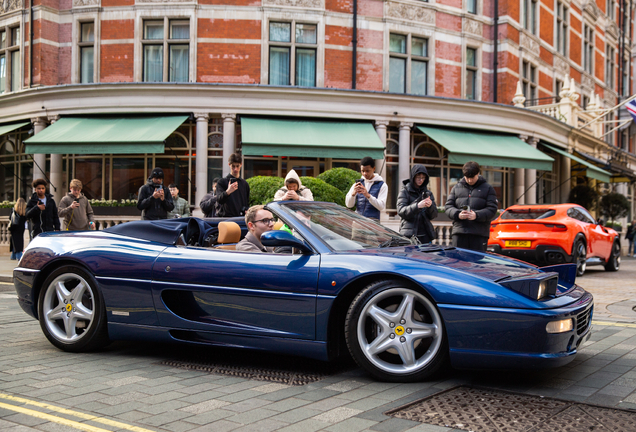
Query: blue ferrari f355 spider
[[14, 201, 593, 382]]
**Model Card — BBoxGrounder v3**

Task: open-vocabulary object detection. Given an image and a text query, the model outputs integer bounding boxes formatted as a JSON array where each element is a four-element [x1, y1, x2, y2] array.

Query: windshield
[[281, 202, 411, 251], [501, 208, 556, 220]]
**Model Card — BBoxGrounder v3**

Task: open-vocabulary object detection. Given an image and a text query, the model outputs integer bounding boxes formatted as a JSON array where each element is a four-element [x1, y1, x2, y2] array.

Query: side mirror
[[597, 218, 605, 226], [260, 230, 313, 254]]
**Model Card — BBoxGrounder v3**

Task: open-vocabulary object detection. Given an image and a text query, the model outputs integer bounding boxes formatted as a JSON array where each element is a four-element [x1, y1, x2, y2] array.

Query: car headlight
[[546, 319, 573, 333], [499, 272, 558, 300]]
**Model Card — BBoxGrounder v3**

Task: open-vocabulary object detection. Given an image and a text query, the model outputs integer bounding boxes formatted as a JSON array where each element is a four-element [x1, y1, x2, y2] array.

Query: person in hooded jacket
[[397, 165, 438, 244], [345, 156, 388, 220], [136, 167, 174, 220], [445, 161, 498, 251], [274, 169, 314, 201], [26, 178, 61, 237]]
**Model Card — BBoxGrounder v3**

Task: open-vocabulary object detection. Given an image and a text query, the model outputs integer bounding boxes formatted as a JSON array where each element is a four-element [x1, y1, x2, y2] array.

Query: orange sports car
[[488, 204, 621, 276]]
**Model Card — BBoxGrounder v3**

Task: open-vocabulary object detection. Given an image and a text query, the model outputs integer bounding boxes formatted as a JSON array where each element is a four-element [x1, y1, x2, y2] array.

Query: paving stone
[[137, 409, 193, 427], [344, 397, 390, 412], [296, 389, 342, 402], [223, 398, 272, 413], [225, 408, 279, 425], [276, 418, 331, 432], [371, 418, 422, 432], [177, 391, 227, 404], [135, 399, 191, 415], [312, 406, 363, 423], [158, 420, 201, 432], [186, 408, 236, 425], [188, 419, 242, 432], [218, 390, 264, 403], [179, 399, 232, 414], [270, 407, 323, 423], [231, 418, 290, 432], [324, 417, 378, 432]]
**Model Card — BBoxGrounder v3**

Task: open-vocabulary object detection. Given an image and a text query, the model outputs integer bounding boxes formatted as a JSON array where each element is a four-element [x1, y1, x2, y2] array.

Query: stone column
[[560, 153, 571, 203], [524, 137, 539, 204], [222, 114, 236, 177], [48, 115, 64, 205], [375, 120, 389, 221], [194, 113, 209, 217], [398, 122, 412, 185], [514, 134, 527, 205], [31, 117, 48, 183]]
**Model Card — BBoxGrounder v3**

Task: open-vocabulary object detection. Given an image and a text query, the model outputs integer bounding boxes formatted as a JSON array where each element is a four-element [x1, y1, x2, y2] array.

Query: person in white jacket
[[274, 169, 314, 201], [345, 156, 388, 220]]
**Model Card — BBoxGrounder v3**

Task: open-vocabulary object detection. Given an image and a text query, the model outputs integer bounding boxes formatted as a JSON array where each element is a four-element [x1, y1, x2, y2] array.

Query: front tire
[[604, 240, 621, 272], [38, 266, 109, 352], [573, 239, 587, 277], [344, 280, 448, 382]]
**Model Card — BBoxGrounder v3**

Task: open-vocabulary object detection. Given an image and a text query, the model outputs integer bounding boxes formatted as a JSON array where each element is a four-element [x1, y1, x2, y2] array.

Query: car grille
[[576, 307, 592, 335]]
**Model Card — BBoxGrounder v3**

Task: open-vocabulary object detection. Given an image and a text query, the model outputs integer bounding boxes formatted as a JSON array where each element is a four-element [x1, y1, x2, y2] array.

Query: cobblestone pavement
[[0, 260, 635, 432]]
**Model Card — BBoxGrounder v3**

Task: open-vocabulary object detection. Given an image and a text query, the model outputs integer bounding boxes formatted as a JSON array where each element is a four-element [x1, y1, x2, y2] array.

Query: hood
[[284, 169, 303, 188], [363, 173, 384, 183], [402, 164, 429, 190]]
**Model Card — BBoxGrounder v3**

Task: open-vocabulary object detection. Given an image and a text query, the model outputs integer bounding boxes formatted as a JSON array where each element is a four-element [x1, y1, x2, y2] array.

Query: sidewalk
[[0, 255, 17, 284]]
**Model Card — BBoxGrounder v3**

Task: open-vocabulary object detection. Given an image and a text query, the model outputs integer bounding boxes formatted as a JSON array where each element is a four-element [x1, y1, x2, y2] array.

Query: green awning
[[542, 143, 612, 183], [417, 125, 554, 171], [0, 121, 29, 136], [241, 117, 385, 159], [24, 116, 189, 154]]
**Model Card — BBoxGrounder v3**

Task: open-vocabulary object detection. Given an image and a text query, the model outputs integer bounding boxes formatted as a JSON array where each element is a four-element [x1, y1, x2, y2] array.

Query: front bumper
[[489, 244, 573, 266], [13, 267, 40, 320]]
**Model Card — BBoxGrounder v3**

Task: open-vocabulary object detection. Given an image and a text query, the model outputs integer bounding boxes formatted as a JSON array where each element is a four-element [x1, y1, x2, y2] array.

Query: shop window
[[268, 22, 317, 87], [389, 33, 428, 95], [142, 19, 189, 83], [79, 22, 94, 83], [466, 47, 478, 100], [0, 26, 20, 93], [556, 1, 568, 56]]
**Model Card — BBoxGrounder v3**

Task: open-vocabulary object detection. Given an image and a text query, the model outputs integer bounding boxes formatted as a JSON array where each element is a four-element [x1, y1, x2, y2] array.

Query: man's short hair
[[285, 178, 299, 186], [245, 205, 265, 226], [229, 153, 242, 164], [69, 179, 82, 190], [212, 177, 220, 184], [462, 161, 481, 178], [360, 156, 375, 168], [32, 178, 47, 188], [168, 183, 177, 189]]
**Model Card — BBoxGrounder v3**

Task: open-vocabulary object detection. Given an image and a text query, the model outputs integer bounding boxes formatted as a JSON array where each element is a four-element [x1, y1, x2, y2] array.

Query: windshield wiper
[[378, 236, 410, 248]]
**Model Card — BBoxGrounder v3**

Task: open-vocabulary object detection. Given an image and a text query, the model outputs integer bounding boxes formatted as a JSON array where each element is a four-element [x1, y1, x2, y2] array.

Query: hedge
[[245, 175, 345, 206], [317, 168, 360, 194]]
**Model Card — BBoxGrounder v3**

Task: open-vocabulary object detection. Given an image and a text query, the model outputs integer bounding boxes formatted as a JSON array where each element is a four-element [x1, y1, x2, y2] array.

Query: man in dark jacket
[[216, 153, 250, 218], [199, 177, 219, 218], [137, 167, 175, 220], [445, 161, 498, 251], [26, 178, 61, 237], [397, 165, 438, 244]]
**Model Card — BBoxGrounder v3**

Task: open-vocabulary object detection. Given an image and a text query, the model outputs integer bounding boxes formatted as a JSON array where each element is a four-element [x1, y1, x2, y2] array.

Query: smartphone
[[355, 179, 362, 184], [154, 184, 162, 190], [462, 205, 471, 211], [38, 200, 43, 205], [74, 198, 80, 203], [230, 178, 237, 184]]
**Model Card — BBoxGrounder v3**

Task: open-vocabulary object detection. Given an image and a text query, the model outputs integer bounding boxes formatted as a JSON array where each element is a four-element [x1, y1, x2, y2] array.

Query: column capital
[[375, 120, 390, 128], [193, 112, 209, 121], [399, 122, 413, 130], [48, 115, 61, 123], [222, 113, 237, 121], [30, 116, 47, 126], [518, 134, 529, 142], [526, 137, 539, 147]]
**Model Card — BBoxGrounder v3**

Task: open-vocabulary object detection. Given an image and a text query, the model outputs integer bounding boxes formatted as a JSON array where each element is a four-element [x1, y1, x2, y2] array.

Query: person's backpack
[[9, 210, 20, 228]]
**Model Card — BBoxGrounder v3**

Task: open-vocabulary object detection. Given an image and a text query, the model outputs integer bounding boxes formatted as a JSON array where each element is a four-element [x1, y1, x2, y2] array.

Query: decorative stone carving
[[512, 81, 526, 107], [520, 33, 540, 56], [136, 0, 190, 3], [263, 0, 323, 8], [463, 18, 482, 37], [606, 21, 619, 39], [387, 2, 435, 25], [583, 0, 600, 21], [555, 57, 569, 75], [0, 0, 22, 14], [603, 90, 616, 107], [582, 74, 594, 90]]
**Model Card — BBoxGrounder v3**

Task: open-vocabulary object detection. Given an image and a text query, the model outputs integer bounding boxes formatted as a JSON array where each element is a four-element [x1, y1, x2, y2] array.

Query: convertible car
[[14, 201, 593, 382]]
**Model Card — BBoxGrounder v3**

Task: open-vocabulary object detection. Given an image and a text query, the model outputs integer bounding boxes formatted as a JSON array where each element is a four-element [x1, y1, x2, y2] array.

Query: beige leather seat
[[216, 221, 242, 250], [273, 220, 284, 231]]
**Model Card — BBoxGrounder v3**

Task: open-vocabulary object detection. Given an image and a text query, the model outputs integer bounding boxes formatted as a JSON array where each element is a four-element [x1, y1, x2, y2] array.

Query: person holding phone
[[445, 161, 498, 251], [26, 178, 61, 237], [345, 156, 388, 221], [216, 153, 250, 218], [58, 179, 96, 231], [136, 167, 174, 220], [397, 165, 438, 244]]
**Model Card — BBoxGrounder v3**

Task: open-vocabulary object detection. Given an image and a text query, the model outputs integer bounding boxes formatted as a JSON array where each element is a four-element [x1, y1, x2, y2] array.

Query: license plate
[[505, 240, 531, 248]]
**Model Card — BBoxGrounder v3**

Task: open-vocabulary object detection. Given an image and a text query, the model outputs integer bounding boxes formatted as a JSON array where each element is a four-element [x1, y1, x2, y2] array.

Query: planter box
[[92, 207, 140, 216]]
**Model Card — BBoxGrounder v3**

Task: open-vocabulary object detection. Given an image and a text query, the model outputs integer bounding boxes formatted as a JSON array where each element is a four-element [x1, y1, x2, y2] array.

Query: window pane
[[466, 70, 476, 99], [0, 31, 5, 49], [296, 23, 317, 44], [269, 46, 290, 85], [81, 22, 94, 42], [269, 22, 291, 42], [412, 38, 427, 57], [144, 21, 164, 40], [169, 45, 189, 82], [11, 50, 19, 91], [389, 57, 405, 93], [467, 48, 476, 67], [11, 28, 19, 46], [296, 48, 316, 87], [80, 46, 94, 83], [389, 34, 406, 54], [411, 60, 427, 96], [143, 45, 163, 82], [467, 0, 476, 13], [0, 55, 5, 93], [112, 158, 144, 200], [170, 21, 189, 39]]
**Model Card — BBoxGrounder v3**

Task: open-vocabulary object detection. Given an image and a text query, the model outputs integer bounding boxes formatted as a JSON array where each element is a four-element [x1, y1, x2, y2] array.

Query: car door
[[579, 207, 612, 258], [151, 247, 320, 340]]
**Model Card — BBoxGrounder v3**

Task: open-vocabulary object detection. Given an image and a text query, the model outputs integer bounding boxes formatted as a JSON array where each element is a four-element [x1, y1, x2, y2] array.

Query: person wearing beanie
[[273, 169, 314, 201], [136, 167, 174, 220]]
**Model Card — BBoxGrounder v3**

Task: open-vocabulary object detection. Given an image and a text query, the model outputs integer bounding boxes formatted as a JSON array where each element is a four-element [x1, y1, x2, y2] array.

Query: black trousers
[[452, 234, 488, 252]]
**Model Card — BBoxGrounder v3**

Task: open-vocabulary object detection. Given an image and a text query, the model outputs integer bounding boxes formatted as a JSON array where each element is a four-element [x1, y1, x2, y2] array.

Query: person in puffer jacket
[[274, 170, 314, 201], [445, 161, 498, 251], [397, 165, 438, 244]]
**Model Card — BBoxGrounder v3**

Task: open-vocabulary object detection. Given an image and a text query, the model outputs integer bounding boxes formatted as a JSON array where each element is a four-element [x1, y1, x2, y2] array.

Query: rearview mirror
[[260, 230, 313, 254]]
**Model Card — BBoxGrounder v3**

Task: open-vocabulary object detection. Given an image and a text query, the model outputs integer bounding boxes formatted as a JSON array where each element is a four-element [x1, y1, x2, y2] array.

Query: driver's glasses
[[254, 218, 276, 225]]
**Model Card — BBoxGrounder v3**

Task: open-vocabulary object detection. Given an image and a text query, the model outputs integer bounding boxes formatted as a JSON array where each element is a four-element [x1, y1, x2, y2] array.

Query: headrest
[[217, 221, 242, 244], [273, 220, 284, 231]]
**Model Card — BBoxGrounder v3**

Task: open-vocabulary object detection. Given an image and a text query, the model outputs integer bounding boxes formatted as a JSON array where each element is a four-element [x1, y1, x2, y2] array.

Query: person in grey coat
[[236, 205, 275, 253], [445, 161, 498, 251], [397, 165, 438, 244]]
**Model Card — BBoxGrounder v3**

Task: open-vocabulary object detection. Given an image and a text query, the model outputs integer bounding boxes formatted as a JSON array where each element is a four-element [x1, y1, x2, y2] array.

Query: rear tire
[[573, 240, 587, 277], [604, 240, 621, 272], [38, 266, 110, 352]]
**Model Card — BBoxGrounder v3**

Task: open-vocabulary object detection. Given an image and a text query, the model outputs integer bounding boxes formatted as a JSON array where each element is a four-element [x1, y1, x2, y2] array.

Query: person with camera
[[136, 167, 174, 220], [167, 183, 191, 219], [445, 161, 498, 252], [236, 205, 275, 253], [274, 169, 314, 201], [58, 179, 96, 231], [397, 165, 438, 244], [216, 153, 250, 218], [345, 156, 388, 221], [26, 178, 61, 237]]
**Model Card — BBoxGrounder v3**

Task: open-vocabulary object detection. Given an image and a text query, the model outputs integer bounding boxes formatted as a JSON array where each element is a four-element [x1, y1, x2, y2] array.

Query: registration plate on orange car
[[504, 240, 531, 248]]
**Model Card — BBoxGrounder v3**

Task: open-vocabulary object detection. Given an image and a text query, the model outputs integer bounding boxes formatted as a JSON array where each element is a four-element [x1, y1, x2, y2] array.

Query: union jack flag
[[626, 98, 636, 122]]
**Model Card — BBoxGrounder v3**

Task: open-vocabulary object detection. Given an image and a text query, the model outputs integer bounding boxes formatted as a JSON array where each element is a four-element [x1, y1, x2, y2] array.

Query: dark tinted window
[[501, 209, 556, 220], [578, 207, 596, 224]]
